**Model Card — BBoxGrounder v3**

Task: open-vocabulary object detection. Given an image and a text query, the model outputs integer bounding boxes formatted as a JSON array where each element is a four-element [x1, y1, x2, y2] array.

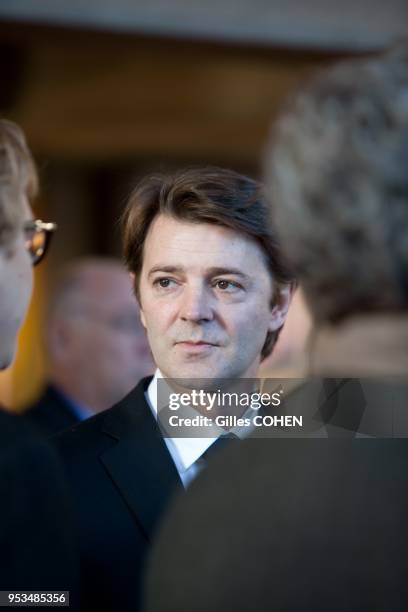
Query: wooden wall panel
[[0, 29, 342, 164], [0, 24, 348, 409]]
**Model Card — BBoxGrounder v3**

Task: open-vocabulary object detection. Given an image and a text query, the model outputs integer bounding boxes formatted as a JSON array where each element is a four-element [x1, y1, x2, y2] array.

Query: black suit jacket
[[0, 408, 78, 602], [55, 377, 182, 612], [24, 385, 81, 436], [145, 379, 408, 612]]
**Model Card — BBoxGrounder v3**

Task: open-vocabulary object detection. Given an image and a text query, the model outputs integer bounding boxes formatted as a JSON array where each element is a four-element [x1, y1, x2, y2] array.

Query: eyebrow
[[148, 265, 251, 281]]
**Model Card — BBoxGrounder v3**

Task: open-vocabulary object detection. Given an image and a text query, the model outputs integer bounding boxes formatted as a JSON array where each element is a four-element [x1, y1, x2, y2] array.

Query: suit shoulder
[[0, 410, 65, 485], [53, 377, 151, 458], [0, 409, 43, 452], [53, 407, 111, 457]]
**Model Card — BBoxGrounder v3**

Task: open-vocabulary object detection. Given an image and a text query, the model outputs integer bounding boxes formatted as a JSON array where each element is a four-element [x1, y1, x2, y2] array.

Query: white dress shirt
[[146, 370, 254, 487]]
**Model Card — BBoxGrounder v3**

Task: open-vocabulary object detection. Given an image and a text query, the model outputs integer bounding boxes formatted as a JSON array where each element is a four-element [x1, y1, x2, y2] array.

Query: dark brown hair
[[122, 166, 294, 359]]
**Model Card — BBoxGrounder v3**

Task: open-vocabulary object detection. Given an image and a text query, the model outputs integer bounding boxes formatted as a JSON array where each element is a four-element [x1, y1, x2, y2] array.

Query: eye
[[153, 277, 177, 289], [214, 279, 242, 292]]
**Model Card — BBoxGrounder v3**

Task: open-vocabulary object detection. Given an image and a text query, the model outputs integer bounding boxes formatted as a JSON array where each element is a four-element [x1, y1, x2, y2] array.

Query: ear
[[139, 307, 147, 330], [47, 318, 72, 360], [268, 283, 295, 332]]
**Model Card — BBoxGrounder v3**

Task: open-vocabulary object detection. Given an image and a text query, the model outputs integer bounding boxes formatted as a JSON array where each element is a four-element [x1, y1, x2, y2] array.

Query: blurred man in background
[[25, 257, 153, 435], [144, 44, 408, 612], [0, 118, 77, 597]]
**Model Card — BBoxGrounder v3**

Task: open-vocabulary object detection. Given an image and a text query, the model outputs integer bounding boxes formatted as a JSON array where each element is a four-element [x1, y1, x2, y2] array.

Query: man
[[56, 167, 294, 611], [25, 257, 153, 435], [144, 46, 408, 611], [0, 118, 77, 598]]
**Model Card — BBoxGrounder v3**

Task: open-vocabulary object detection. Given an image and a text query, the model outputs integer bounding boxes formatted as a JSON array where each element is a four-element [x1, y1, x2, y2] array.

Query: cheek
[[17, 255, 33, 298], [143, 299, 176, 334], [227, 301, 271, 344], [92, 337, 131, 374], [79, 328, 112, 359], [12, 262, 33, 323], [114, 337, 140, 359]]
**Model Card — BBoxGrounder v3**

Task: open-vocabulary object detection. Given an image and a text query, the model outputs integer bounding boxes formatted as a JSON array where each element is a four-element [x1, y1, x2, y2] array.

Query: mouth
[[175, 340, 218, 353], [175, 341, 218, 347]]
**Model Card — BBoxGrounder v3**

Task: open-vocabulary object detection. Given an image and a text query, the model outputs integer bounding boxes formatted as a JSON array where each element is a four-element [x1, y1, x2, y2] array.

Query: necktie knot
[[202, 433, 239, 464]]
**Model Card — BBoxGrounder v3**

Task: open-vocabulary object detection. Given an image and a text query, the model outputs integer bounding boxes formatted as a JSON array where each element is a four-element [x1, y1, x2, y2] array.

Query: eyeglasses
[[23, 219, 57, 266]]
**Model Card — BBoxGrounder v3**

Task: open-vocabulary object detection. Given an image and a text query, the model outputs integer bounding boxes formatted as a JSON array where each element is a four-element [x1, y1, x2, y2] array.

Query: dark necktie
[[201, 433, 239, 464]]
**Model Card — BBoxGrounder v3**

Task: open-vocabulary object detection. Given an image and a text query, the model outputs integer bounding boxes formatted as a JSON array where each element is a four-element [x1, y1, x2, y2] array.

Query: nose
[[179, 283, 213, 323]]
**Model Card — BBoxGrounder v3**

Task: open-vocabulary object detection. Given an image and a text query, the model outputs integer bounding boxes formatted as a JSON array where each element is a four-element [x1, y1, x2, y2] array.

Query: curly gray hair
[[266, 43, 408, 324]]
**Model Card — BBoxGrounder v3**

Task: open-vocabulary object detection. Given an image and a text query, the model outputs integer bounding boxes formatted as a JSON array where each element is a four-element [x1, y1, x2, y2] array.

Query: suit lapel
[[45, 385, 82, 425], [99, 378, 182, 541]]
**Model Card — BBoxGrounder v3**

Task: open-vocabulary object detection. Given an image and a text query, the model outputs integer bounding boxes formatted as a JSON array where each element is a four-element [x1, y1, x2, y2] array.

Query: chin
[[162, 362, 229, 389], [0, 349, 14, 371]]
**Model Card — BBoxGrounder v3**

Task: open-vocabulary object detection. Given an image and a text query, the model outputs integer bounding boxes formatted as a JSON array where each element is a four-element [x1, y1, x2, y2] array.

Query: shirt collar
[[146, 370, 255, 473], [52, 384, 94, 421], [146, 370, 218, 473]]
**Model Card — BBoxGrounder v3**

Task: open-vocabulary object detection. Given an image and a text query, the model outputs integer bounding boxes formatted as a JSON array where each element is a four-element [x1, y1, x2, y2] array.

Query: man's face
[[0, 195, 33, 369], [53, 267, 153, 406], [139, 214, 289, 380]]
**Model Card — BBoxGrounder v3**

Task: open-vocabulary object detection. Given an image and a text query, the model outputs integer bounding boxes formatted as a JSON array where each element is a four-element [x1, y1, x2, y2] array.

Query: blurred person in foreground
[[144, 45, 408, 612], [24, 257, 153, 435], [0, 119, 77, 597], [55, 167, 294, 612]]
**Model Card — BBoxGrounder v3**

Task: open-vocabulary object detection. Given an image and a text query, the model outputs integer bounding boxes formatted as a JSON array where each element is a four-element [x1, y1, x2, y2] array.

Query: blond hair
[[0, 119, 38, 249]]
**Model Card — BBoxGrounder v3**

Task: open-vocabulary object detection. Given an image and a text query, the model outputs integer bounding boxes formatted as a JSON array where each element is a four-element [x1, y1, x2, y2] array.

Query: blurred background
[[0, 0, 405, 409]]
